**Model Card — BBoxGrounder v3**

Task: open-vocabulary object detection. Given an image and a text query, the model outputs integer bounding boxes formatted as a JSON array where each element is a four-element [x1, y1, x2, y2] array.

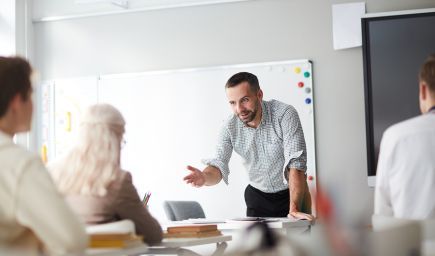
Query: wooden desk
[[148, 235, 232, 256], [165, 217, 312, 237]]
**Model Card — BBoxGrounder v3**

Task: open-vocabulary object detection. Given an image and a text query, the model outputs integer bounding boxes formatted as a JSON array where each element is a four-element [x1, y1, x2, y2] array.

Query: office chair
[[163, 200, 205, 221]]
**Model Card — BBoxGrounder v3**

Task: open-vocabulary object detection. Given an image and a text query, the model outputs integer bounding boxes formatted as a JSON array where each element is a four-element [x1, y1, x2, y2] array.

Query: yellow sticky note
[[65, 112, 71, 132], [41, 144, 48, 163]]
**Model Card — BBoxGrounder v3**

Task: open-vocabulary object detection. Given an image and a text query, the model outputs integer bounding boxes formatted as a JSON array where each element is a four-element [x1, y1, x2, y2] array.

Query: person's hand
[[288, 211, 314, 221], [183, 165, 206, 187]]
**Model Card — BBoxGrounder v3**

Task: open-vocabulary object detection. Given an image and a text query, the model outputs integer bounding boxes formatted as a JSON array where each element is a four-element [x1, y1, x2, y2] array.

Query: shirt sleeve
[[202, 125, 233, 185], [281, 106, 307, 180], [374, 131, 394, 216], [15, 156, 88, 255], [114, 172, 163, 245]]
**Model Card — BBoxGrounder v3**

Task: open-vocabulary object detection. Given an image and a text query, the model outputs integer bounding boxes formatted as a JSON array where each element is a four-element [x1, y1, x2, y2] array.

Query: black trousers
[[244, 184, 289, 217]]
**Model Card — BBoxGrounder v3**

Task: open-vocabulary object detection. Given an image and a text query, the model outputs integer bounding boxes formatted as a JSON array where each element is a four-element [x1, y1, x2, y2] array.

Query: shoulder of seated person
[[117, 170, 135, 186], [119, 170, 132, 179]]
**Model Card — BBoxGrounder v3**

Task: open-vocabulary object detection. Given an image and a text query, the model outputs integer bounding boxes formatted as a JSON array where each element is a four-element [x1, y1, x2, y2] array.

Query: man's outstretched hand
[[183, 165, 206, 187]]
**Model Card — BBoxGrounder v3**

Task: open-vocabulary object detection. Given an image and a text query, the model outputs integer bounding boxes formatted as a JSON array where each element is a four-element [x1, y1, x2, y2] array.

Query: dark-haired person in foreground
[[0, 56, 87, 255], [375, 54, 435, 219], [184, 72, 313, 220]]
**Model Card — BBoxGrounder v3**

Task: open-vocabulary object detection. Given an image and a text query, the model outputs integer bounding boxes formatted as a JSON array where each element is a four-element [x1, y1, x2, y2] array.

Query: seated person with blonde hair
[[49, 103, 163, 244]]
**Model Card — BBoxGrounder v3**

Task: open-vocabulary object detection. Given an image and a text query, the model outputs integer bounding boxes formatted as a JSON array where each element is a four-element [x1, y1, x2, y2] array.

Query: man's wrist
[[289, 202, 298, 212]]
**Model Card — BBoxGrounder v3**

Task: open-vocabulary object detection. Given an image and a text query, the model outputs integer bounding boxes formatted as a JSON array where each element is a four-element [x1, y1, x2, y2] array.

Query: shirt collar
[[258, 100, 269, 128]]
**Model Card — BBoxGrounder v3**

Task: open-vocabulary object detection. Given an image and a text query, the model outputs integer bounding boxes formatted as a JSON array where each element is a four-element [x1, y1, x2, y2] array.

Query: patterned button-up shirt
[[203, 99, 307, 193]]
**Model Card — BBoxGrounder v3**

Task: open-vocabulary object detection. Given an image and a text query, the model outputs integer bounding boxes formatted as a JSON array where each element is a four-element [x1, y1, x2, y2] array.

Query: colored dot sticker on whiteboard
[[304, 71, 310, 78], [298, 82, 304, 88], [305, 98, 312, 104], [305, 87, 311, 93], [294, 67, 301, 74]]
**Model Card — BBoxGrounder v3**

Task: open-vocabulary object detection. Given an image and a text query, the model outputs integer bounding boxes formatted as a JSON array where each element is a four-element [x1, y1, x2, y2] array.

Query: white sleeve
[[281, 106, 307, 173], [374, 132, 394, 216], [202, 126, 233, 184], [15, 156, 88, 255]]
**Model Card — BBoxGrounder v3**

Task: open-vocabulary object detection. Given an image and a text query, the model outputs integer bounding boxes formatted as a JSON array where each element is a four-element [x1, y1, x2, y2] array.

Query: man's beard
[[238, 101, 259, 124]]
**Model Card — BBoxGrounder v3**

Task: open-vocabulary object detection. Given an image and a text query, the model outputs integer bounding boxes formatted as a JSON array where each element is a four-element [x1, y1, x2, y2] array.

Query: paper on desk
[[227, 217, 281, 223], [184, 218, 226, 224]]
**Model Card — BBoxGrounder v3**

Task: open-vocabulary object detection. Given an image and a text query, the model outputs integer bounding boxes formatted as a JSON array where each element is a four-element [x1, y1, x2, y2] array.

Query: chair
[[163, 201, 205, 221]]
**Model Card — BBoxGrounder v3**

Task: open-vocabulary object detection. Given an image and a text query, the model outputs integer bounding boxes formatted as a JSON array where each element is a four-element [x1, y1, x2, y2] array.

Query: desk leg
[[211, 242, 227, 256], [177, 248, 202, 256]]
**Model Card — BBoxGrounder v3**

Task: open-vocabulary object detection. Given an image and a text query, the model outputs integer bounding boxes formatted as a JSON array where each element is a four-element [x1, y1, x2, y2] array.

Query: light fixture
[[74, 0, 129, 9]]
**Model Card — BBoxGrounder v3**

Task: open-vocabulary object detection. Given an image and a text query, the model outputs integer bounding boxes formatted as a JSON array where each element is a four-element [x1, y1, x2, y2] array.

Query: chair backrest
[[163, 201, 205, 221]]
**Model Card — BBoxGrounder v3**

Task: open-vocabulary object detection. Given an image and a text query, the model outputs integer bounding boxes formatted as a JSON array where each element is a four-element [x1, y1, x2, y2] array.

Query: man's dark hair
[[419, 54, 435, 93], [0, 56, 32, 118], [225, 72, 260, 93]]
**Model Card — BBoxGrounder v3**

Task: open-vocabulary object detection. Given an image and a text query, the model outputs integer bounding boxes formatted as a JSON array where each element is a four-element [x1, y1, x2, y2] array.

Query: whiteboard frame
[[100, 59, 311, 79], [43, 59, 318, 218]]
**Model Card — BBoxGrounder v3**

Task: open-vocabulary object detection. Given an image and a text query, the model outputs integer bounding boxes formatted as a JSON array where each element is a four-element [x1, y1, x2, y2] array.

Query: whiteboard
[[97, 60, 316, 221], [52, 77, 99, 157]]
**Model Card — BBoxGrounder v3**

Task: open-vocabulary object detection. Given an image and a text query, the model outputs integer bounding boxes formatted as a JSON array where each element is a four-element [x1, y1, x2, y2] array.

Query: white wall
[[0, 1, 15, 56], [32, 0, 435, 225]]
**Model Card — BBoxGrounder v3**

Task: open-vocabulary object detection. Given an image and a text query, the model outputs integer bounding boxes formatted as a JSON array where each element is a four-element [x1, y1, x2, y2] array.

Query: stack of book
[[164, 224, 222, 238], [89, 233, 144, 248]]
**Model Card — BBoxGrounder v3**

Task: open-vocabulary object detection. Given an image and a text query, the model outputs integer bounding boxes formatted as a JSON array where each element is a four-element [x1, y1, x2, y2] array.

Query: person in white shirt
[[0, 56, 88, 255], [375, 54, 435, 219]]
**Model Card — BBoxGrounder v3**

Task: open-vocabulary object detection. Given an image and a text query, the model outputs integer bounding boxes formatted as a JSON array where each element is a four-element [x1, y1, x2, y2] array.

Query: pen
[[142, 192, 151, 206], [145, 192, 151, 205]]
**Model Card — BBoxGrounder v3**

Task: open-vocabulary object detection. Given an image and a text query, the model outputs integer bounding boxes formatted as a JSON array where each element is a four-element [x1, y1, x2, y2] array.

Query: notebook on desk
[[89, 233, 144, 248], [165, 224, 222, 238]]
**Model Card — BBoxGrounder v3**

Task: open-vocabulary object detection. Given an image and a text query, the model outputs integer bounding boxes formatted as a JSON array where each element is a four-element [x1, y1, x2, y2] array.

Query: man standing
[[375, 54, 435, 219], [0, 56, 88, 255], [184, 72, 312, 220]]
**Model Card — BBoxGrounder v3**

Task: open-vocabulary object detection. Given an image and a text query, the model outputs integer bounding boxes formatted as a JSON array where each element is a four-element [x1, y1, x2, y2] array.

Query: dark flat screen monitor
[[362, 10, 435, 178]]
